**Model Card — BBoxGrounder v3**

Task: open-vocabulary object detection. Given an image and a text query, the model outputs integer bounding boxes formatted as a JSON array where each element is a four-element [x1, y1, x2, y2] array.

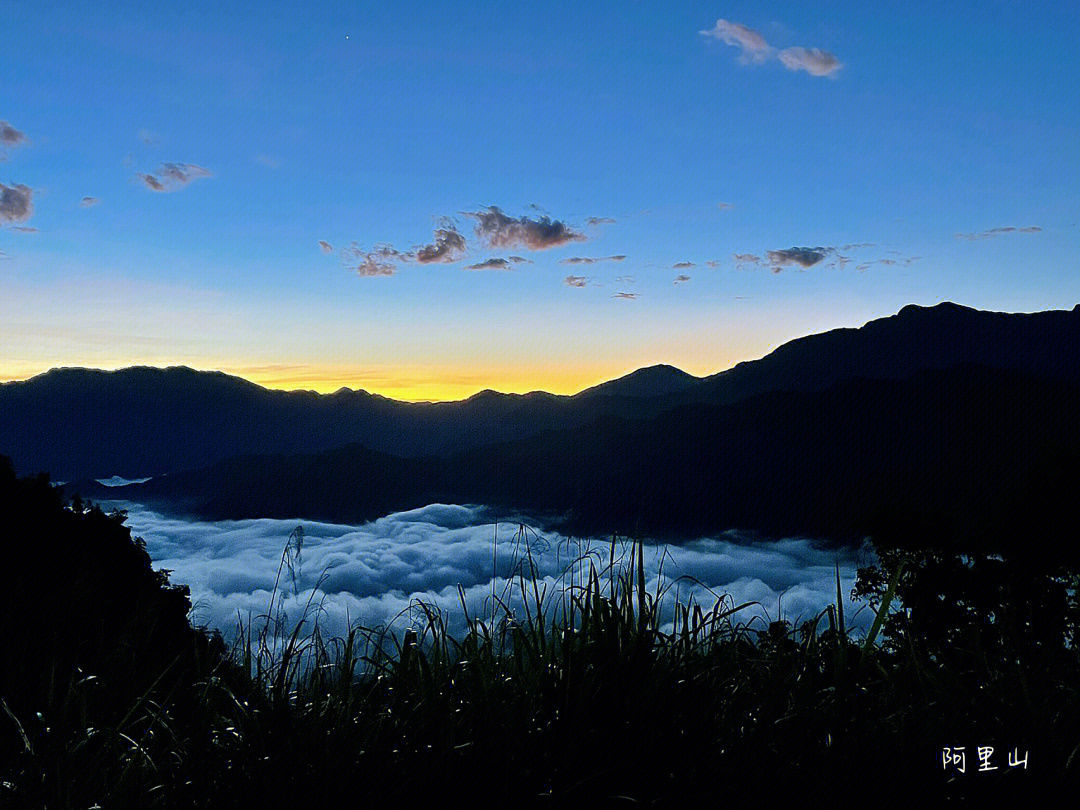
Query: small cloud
[[465, 206, 586, 250], [342, 243, 402, 277], [318, 240, 334, 254], [699, 19, 772, 63], [586, 216, 616, 226], [717, 202, 734, 210], [840, 242, 876, 251], [137, 163, 212, 192], [674, 274, 691, 284], [560, 254, 626, 265], [778, 47, 843, 77], [612, 292, 639, 300], [705, 260, 722, 268], [673, 261, 695, 269], [564, 275, 588, 287], [766, 246, 833, 271], [254, 153, 280, 169], [955, 226, 1042, 241], [0, 120, 28, 158], [615, 275, 635, 284], [700, 19, 842, 78], [0, 183, 33, 223], [80, 196, 99, 208], [11, 225, 37, 233], [413, 225, 466, 264], [507, 255, 532, 264], [138, 129, 160, 146], [732, 253, 764, 268], [467, 258, 516, 271]]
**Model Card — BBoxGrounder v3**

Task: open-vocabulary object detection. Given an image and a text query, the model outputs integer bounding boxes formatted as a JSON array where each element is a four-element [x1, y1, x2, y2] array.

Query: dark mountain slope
[[85, 365, 1080, 561]]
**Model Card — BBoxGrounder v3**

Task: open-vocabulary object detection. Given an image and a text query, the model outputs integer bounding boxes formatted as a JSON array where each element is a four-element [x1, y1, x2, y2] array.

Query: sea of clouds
[[109, 501, 877, 642]]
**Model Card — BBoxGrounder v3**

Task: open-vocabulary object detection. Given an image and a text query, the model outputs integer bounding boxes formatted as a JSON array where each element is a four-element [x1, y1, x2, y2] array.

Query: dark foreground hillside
[[3, 457, 1080, 805]]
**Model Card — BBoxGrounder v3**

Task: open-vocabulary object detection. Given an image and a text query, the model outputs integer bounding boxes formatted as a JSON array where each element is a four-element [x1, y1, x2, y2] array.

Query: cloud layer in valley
[[110, 502, 874, 643]]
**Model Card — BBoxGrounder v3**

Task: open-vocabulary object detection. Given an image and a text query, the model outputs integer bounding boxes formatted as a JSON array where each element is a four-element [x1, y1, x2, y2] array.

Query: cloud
[[137, 163, 212, 192], [778, 47, 843, 77], [0, 183, 33, 223], [955, 226, 1042, 241], [615, 275, 635, 284], [563, 275, 588, 287], [705, 260, 722, 268], [766, 247, 834, 271], [717, 202, 733, 210], [318, 240, 334, 254], [254, 153, 280, 169], [138, 129, 160, 146], [699, 19, 772, 62], [672, 261, 695, 269], [105, 501, 872, 644], [613, 292, 639, 300], [559, 255, 626, 265], [342, 243, 402, 277], [586, 216, 616, 226], [413, 225, 467, 264], [467, 257, 516, 271], [700, 19, 842, 78], [80, 196, 100, 208], [732, 253, 764, 268], [0, 120, 28, 159], [674, 274, 691, 284], [11, 225, 37, 233], [507, 255, 532, 264], [465, 206, 586, 250]]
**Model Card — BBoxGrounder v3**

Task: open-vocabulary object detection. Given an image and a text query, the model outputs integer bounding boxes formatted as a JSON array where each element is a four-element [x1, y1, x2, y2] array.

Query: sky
[[2, 1, 1079, 400]]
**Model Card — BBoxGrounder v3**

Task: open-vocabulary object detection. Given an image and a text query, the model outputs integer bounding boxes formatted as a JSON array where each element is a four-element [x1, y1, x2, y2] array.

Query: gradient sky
[[2, 1, 1079, 400]]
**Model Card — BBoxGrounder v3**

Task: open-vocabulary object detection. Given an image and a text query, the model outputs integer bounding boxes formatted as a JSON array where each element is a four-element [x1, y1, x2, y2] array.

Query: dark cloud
[[0, 120, 28, 160], [0, 183, 33, 223], [700, 19, 842, 77], [778, 47, 843, 77], [467, 258, 516, 271], [560, 255, 626, 265], [465, 206, 586, 250], [80, 196, 100, 208], [563, 275, 588, 287], [137, 163, 212, 192], [318, 240, 334, 254], [955, 226, 1042, 241], [413, 225, 466, 264], [612, 292, 639, 300], [342, 243, 402, 277], [672, 261, 695, 269], [674, 274, 691, 284], [766, 247, 834, 271]]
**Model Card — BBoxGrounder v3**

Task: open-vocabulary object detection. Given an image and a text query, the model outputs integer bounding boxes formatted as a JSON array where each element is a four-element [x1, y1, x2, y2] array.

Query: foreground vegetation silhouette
[[1, 456, 1078, 805]]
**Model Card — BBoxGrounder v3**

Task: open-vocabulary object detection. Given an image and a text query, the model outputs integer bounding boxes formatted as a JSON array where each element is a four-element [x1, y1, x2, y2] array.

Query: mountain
[[6, 301, 1080, 481], [80, 364, 1080, 561]]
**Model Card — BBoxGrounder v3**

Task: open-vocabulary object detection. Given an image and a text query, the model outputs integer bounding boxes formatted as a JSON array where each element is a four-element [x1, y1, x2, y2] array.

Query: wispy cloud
[[717, 202, 733, 210], [11, 225, 37, 233], [0, 183, 33, 224], [700, 19, 843, 78], [955, 225, 1042, 241], [674, 274, 691, 284], [612, 292, 639, 300], [467, 257, 516, 271], [615, 275, 635, 284], [318, 240, 334, 254], [586, 216, 616, 226], [672, 261, 695, 269], [80, 196, 100, 208], [465, 206, 586, 250], [138, 129, 160, 147], [564, 275, 588, 287], [137, 163, 212, 192], [413, 224, 467, 264], [254, 153, 280, 169], [732, 253, 765, 269], [560, 254, 626, 265], [766, 247, 834, 271], [341, 243, 402, 277]]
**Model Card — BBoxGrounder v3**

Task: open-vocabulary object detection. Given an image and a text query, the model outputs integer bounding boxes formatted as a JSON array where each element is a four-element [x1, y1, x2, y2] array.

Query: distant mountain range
[[6, 301, 1080, 556]]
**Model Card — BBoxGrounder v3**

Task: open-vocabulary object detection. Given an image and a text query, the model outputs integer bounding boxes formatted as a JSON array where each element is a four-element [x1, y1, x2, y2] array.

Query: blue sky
[[2, 1, 1078, 398]]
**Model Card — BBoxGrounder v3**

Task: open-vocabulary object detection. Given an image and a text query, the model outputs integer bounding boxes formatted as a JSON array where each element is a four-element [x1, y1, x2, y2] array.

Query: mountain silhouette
[[5, 301, 1080, 487]]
